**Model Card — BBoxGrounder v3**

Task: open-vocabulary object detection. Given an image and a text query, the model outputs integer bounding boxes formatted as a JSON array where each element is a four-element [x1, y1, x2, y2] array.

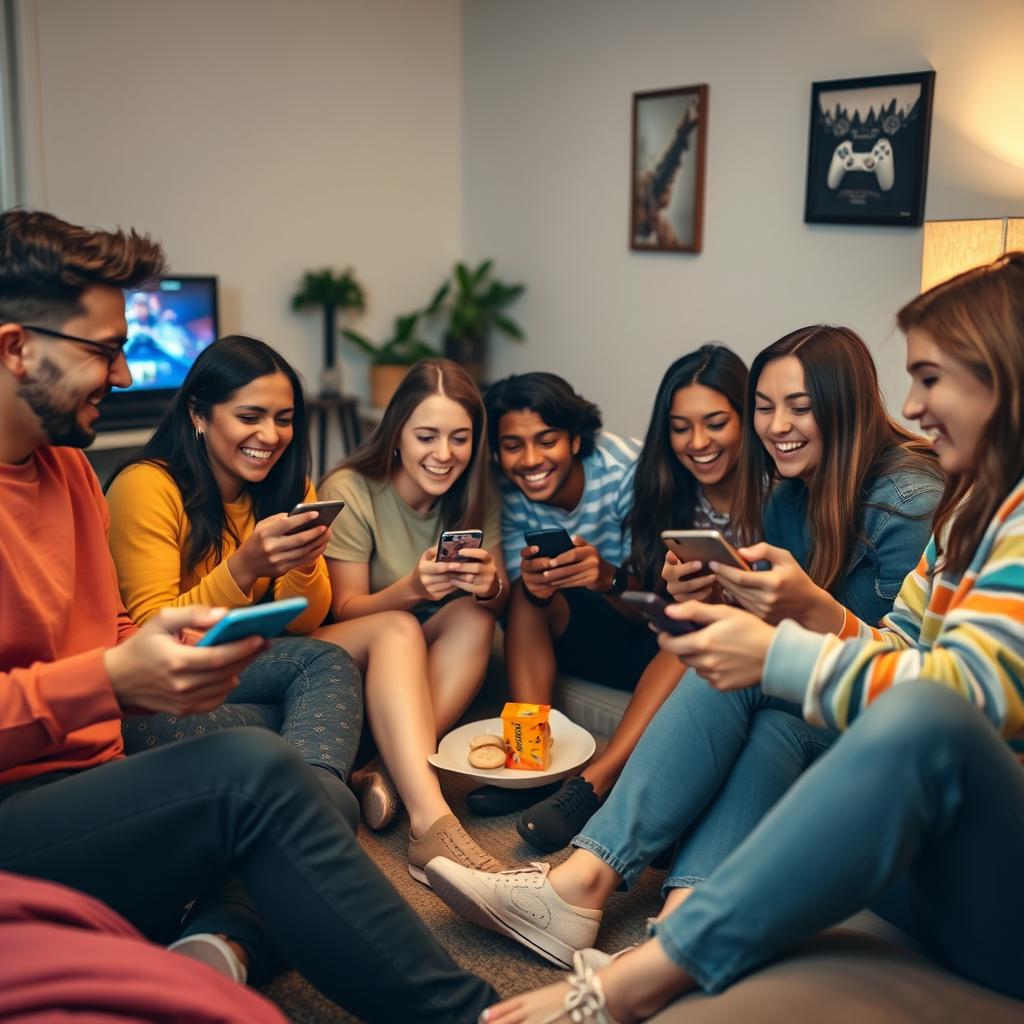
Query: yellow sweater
[[106, 462, 331, 635]]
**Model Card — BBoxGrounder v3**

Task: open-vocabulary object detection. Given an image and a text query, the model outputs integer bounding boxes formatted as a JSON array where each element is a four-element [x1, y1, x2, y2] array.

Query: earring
[[196, 428, 205, 444], [393, 447, 400, 459]]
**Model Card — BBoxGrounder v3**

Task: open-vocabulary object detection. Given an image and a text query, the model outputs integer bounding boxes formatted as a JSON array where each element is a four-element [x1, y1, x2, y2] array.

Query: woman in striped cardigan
[[467, 253, 1024, 1024]]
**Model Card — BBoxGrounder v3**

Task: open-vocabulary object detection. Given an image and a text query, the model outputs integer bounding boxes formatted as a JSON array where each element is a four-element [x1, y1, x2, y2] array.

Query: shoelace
[[444, 822, 504, 873], [537, 962, 612, 1024], [489, 861, 551, 892], [548, 778, 595, 821]]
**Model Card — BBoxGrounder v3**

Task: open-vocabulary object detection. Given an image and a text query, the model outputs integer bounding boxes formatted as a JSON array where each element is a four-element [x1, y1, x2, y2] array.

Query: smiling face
[[192, 371, 295, 500], [753, 355, 823, 481], [668, 383, 742, 488], [902, 326, 996, 476], [392, 392, 474, 510], [16, 284, 132, 449], [495, 408, 583, 510]]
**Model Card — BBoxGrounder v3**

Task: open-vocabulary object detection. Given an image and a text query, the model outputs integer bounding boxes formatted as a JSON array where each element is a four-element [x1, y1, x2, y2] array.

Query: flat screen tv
[[96, 275, 219, 431]]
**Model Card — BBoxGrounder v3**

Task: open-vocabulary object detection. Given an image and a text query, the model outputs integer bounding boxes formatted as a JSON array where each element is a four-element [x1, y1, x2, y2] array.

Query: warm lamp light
[[921, 217, 1024, 292]]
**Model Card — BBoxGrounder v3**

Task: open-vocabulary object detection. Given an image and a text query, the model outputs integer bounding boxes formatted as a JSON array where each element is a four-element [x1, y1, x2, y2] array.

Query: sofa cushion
[[649, 929, 1024, 1023]]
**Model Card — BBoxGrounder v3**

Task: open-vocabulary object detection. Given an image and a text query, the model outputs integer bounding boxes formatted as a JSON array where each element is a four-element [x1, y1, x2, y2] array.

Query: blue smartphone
[[195, 597, 309, 647]]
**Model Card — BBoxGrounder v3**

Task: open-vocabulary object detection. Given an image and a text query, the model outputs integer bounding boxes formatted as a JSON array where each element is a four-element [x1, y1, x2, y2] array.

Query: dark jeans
[[658, 682, 1024, 1000], [0, 729, 497, 1023], [122, 637, 363, 828]]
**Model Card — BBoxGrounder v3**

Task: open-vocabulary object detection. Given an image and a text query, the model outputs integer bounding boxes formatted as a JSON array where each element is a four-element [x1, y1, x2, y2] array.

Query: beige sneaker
[[424, 858, 601, 968], [407, 813, 505, 886]]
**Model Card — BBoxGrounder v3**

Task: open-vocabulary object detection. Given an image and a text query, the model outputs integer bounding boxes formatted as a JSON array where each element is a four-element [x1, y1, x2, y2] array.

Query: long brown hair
[[735, 325, 940, 592], [331, 358, 491, 531], [897, 252, 1024, 575]]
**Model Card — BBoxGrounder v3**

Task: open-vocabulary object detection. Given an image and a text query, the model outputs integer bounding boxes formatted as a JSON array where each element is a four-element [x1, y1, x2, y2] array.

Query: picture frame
[[804, 70, 935, 227], [630, 84, 708, 253]]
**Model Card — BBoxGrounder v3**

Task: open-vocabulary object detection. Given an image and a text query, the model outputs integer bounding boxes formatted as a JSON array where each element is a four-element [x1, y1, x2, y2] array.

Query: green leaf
[[341, 328, 379, 356], [470, 259, 493, 289], [492, 313, 524, 339]]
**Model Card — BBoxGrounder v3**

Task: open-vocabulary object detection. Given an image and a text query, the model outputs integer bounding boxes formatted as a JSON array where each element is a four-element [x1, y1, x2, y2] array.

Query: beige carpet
[[264, 747, 664, 1022]]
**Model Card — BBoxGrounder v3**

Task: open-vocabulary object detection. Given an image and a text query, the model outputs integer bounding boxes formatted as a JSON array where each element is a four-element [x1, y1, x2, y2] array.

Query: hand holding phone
[[288, 499, 345, 533], [524, 528, 574, 559], [196, 597, 309, 647], [436, 529, 484, 562], [661, 530, 751, 571], [102, 606, 265, 717], [662, 551, 717, 603], [229, 509, 331, 589], [620, 591, 705, 636]]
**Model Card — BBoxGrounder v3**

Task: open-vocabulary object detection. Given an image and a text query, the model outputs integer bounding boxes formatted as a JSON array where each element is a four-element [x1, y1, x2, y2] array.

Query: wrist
[[227, 551, 257, 594], [602, 563, 628, 596], [521, 579, 553, 607], [475, 575, 503, 603]]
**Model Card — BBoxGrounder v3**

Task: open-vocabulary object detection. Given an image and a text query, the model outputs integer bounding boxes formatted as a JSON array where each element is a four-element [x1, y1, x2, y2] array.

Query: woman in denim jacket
[[425, 325, 945, 974]]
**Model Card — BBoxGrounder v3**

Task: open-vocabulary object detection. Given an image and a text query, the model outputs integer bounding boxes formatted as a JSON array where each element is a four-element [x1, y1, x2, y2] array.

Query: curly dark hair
[[484, 372, 602, 457], [0, 209, 166, 326]]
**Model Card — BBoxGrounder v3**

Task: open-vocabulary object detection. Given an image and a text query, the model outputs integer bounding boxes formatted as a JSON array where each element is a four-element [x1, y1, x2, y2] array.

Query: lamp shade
[[921, 217, 1024, 293]]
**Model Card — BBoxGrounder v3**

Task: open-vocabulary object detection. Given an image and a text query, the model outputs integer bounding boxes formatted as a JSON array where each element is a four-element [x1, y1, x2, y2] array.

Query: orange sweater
[[0, 447, 133, 784]]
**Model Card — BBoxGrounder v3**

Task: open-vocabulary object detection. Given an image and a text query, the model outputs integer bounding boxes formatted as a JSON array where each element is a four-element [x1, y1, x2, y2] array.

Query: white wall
[[462, 0, 1024, 434], [17, 0, 463, 408]]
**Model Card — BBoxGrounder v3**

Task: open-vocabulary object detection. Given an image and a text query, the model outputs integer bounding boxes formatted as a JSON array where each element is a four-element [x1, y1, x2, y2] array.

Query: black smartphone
[[436, 529, 484, 562], [524, 528, 575, 559], [620, 591, 704, 636], [288, 499, 346, 533]]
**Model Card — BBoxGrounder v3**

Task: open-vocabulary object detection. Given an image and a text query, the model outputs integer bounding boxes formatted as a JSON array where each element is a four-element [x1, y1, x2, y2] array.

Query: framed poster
[[631, 84, 708, 252], [804, 70, 935, 226]]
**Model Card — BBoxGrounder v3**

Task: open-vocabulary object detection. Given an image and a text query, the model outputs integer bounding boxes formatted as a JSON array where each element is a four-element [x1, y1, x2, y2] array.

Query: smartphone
[[524, 528, 575, 559], [620, 591, 704, 636], [195, 597, 309, 647], [436, 529, 484, 562], [288, 499, 345, 533], [661, 529, 750, 571]]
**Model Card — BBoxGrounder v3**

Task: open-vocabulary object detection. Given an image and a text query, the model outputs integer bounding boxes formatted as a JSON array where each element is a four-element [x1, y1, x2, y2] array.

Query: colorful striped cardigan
[[763, 473, 1024, 761]]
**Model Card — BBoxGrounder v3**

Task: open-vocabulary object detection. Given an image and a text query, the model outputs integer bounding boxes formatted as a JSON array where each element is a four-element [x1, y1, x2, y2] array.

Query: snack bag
[[501, 702, 552, 771]]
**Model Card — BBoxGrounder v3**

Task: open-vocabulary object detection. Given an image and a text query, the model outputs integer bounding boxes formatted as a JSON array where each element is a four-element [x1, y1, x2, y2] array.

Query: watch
[[606, 564, 629, 596]]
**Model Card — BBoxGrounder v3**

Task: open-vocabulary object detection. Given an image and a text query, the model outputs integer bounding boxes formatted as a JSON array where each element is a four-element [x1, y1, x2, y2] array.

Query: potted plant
[[342, 311, 441, 408], [291, 268, 366, 395], [428, 259, 525, 382]]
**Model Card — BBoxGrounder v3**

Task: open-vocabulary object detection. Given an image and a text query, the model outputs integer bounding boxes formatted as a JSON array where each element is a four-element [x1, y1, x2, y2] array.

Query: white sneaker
[[425, 858, 601, 968], [556, 949, 626, 1023], [167, 932, 247, 984]]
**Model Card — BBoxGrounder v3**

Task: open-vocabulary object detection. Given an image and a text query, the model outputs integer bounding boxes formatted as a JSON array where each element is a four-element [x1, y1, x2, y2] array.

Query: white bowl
[[429, 710, 595, 789]]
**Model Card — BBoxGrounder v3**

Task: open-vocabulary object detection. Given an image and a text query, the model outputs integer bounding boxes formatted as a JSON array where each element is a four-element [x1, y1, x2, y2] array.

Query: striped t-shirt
[[499, 431, 641, 580], [763, 472, 1024, 761]]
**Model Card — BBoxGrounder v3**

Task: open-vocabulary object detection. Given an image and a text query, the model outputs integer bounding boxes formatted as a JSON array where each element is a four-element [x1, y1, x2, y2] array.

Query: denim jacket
[[762, 467, 944, 627]]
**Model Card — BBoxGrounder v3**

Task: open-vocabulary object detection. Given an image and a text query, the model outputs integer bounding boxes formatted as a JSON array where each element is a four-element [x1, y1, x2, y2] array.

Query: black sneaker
[[516, 776, 599, 853], [466, 782, 562, 817]]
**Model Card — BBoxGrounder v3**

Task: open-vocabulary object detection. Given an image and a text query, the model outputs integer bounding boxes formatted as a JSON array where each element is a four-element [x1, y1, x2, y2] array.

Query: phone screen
[[524, 528, 575, 559], [436, 530, 484, 562]]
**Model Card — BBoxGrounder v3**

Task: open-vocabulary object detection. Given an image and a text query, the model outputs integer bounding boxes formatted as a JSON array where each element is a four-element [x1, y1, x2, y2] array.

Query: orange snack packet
[[501, 702, 552, 771]]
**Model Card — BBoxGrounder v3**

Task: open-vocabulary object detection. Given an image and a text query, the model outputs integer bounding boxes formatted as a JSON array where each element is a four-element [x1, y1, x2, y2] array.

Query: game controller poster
[[630, 84, 708, 252], [804, 70, 935, 226]]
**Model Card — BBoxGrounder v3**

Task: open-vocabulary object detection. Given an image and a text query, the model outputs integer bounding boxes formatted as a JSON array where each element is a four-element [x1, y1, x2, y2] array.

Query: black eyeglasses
[[21, 324, 128, 369]]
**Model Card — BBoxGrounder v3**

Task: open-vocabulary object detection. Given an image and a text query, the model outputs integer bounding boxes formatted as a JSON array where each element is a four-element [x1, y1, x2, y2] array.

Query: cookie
[[468, 743, 506, 769], [469, 733, 504, 751]]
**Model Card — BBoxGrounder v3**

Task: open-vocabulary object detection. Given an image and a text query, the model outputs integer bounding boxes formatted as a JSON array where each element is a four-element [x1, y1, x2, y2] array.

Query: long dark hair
[[734, 325, 941, 593], [108, 335, 310, 573], [332, 358, 490, 531], [626, 345, 748, 589], [898, 252, 1024, 575]]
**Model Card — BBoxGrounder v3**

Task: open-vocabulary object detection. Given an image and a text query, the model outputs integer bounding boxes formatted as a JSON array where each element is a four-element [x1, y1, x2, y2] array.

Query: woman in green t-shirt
[[319, 359, 508, 884]]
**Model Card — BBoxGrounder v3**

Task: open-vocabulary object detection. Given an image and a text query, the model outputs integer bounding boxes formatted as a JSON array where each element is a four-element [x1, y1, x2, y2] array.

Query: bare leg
[[422, 597, 497, 733], [543, 848, 623, 911], [581, 650, 684, 798], [504, 581, 570, 703], [483, 938, 694, 1024], [656, 886, 693, 922], [315, 614, 450, 836]]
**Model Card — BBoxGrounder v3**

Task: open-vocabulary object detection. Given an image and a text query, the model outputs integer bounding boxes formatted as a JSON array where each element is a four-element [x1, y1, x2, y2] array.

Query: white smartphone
[[661, 529, 751, 571]]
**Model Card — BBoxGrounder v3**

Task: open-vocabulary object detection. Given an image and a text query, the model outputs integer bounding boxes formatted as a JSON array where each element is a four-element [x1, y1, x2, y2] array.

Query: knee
[[196, 727, 307, 788], [277, 636, 361, 686], [375, 610, 428, 654], [450, 597, 497, 639], [853, 681, 986, 761]]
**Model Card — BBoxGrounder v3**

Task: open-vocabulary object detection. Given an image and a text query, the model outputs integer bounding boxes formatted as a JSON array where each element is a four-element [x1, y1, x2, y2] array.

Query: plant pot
[[370, 364, 410, 409], [444, 331, 486, 384]]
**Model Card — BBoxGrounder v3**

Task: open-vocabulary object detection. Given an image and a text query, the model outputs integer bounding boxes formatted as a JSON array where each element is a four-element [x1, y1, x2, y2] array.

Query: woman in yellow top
[[106, 335, 363, 839]]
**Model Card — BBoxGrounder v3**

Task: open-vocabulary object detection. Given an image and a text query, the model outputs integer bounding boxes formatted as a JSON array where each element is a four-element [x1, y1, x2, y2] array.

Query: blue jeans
[[122, 637, 363, 829], [574, 669, 834, 889], [656, 682, 1024, 1000]]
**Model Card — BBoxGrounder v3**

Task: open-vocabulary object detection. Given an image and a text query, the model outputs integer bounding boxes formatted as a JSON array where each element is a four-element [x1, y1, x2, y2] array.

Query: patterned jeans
[[122, 637, 363, 783]]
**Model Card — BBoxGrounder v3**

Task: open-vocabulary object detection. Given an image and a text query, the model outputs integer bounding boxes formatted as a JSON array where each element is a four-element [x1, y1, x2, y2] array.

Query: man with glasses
[[0, 209, 497, 1022]]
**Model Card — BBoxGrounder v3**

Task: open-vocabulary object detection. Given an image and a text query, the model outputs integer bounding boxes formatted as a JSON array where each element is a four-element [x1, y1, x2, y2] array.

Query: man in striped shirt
[[477, 373, 654, 847]]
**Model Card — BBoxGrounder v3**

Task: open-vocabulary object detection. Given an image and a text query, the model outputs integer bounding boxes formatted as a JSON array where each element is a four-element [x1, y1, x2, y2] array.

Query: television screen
[[118, 275, 219, 393]]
